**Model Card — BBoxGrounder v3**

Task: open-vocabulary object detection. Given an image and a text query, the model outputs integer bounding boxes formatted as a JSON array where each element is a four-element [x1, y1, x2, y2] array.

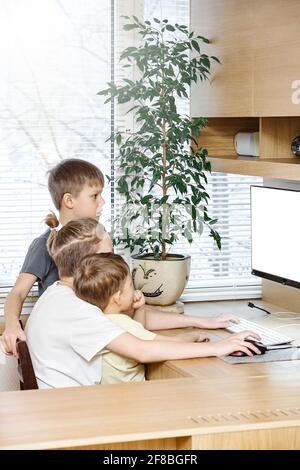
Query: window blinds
[[177, 173, 262, 300], [0, 0, 112, 297]]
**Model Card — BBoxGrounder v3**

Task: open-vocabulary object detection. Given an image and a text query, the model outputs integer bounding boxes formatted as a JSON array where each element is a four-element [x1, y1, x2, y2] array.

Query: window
[[0, 0, 261, 309], [178, 174, 262, 301]]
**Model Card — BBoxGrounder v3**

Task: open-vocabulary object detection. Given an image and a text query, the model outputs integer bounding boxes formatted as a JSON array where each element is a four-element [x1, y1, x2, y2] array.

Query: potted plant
[[98, 16, 221, 306]]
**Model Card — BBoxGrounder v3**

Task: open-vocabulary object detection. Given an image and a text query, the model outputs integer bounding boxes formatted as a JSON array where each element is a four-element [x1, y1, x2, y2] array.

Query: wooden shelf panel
[[209, 156, 300, 181], [198, 117, 259, 158], [198, 117, 300, 180], [260, 117, 300, 160]]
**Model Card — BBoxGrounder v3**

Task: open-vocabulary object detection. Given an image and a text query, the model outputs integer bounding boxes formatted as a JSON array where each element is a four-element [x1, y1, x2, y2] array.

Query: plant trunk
[[162, 118, 167, 260]]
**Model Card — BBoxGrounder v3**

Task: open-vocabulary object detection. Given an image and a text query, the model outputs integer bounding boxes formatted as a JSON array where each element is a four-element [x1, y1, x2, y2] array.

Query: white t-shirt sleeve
[[70, 307, 124, 361]]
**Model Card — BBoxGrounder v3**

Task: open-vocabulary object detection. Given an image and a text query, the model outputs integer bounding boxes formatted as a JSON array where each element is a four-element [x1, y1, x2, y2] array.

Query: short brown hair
[[74, 253, 129, 310], [47, 218, 105, 277], [48, 159, 104, 209]]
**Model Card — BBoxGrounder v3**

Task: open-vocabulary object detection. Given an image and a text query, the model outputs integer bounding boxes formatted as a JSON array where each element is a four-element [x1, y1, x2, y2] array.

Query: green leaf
[[210, 229, 221, 250], [196, 220, 203, 235], [97, 89, 108, 96], [191, 39, 200, 53], [123, 24, 139, 31], [141, 195, 153, 204], [159, 195, 169, 204], [204, 161, 211, 172], [211, 56, 221, 64], [202, 56, 211, 68], [166, 24, 175, 32], [197, 35, 210, 44]]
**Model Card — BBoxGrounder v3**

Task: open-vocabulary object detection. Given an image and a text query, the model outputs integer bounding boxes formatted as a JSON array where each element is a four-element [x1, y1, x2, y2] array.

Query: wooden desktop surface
[[1, 300, 300, 450], [1, 373, 300, 450], [148, 300, 300, 381]]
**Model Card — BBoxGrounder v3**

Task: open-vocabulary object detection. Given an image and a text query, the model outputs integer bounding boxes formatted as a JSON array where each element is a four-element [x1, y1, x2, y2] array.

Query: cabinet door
[[191, 0, 254, 117], [253, 0, 300, 117]]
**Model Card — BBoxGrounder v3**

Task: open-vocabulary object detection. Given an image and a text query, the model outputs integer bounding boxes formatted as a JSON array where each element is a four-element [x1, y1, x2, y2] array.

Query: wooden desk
[[0, 373, 300, 450], [1, 300, 299, 450], [148, 300, 300, 381]]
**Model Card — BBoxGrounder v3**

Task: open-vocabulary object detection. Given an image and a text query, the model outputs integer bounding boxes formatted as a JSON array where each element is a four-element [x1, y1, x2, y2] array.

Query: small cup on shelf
[[234, 131, 259, 157]]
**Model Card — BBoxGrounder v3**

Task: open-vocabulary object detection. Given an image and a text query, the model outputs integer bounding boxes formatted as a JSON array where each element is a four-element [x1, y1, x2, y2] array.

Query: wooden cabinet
[[253, 0, 300, 117], [191, 0, 300, 118], [191, 0, 254, 117], [191, 0, 300, 180]]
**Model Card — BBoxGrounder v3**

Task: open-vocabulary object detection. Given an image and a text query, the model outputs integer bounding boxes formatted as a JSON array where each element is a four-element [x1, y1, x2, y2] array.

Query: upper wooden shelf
[[209, 156, 300, 181], [191, 0, 300, 181], [198, 117, 300, 181]]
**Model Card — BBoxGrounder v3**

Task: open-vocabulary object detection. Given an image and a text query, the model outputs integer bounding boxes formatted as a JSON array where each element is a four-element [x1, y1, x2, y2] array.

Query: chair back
[[16, 340, 38, 390], [0, 340, 20, 391]]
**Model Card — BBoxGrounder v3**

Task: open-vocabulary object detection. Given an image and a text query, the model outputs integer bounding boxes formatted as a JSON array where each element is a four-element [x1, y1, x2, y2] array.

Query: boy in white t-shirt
[[26, 218, 261, 388], [25, 218, 123, 388], [73, 253, 208, 384]]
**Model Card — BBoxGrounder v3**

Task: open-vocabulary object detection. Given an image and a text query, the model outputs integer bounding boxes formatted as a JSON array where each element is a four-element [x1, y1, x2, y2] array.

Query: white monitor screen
[[251, 186, 300, 288]]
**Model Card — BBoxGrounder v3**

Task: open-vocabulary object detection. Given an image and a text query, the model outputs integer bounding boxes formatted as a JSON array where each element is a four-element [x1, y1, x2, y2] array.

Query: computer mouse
[[230, 339, 267, 357]]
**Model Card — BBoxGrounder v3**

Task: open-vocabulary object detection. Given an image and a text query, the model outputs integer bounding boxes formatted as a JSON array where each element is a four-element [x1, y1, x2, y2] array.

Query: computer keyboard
[[226, 318, 294, 346]]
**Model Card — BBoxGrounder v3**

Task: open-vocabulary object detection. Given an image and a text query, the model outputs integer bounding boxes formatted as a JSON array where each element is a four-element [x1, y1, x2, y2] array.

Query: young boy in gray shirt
[[2, 158, 105, 356]]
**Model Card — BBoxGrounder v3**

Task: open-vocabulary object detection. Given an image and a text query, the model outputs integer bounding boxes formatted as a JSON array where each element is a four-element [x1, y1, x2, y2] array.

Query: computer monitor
[[251, 185, 300, 289]]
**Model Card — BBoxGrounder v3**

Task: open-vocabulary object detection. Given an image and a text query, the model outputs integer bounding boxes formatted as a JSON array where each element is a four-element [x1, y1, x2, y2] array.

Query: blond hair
[[47, 158, 104, 210], [47, 218, 105, 277], [74, 253, 129, 310]]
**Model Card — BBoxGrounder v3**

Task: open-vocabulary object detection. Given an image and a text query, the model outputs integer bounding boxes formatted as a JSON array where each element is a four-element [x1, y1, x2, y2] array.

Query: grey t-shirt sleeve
[[20, 232, 52, 281]]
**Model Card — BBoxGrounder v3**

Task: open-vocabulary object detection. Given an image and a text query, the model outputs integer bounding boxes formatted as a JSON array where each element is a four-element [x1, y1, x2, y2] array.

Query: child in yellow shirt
[[74, 252, 208, 384], [73, 252, 260, 384]]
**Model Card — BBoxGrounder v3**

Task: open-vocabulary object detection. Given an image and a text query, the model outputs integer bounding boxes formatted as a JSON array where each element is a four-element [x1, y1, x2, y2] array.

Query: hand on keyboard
[[226, 318, 294, 346], [213, 331, 262, 357]]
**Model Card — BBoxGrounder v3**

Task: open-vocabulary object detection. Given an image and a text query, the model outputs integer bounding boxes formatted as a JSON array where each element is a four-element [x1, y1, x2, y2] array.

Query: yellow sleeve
[[106, 314, 156, 341]]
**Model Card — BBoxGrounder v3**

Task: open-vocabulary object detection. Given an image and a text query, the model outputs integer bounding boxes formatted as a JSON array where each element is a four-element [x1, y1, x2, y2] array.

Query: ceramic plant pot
[[131, 254, 191, 306]]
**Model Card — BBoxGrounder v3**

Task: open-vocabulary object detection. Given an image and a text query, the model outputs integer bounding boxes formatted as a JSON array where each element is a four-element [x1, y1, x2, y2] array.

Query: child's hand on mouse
[[132, 290, 145, 310], [211, 331, 262, 357]]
